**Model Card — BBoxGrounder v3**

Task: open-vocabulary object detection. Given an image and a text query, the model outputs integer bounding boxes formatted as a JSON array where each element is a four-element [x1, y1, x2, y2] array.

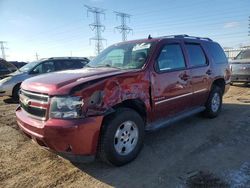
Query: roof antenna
[[148, 34, 152, 39]]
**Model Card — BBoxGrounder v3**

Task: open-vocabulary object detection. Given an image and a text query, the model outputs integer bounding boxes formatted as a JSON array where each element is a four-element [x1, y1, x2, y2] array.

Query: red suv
[[16, 35, 230, 166]]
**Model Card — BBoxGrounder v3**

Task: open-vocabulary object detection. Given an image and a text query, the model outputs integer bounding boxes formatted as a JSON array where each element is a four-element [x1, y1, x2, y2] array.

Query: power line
[[0, 41, 7, 60], [85, 5, 106, 55], [18, 10, 247, 46], [114, 11, 133, 41]]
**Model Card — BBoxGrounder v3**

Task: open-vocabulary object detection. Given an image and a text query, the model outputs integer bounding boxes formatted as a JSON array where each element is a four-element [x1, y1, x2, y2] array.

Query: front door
[[151, 41, 193, 121]]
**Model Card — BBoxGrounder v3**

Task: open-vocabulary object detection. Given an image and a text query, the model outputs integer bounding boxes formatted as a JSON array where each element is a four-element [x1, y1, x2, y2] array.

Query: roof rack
[[164, 34, 213, 41]]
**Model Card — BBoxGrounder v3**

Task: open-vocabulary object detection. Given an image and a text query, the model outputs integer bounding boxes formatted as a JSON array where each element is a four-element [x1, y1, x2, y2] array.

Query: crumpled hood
[[21, 68, 130, 95]]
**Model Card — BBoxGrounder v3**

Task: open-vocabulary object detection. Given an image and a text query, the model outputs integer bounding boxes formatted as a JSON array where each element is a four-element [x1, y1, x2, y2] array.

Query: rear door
[[151, 40, 193, 120], [184, 43, 211, 107]]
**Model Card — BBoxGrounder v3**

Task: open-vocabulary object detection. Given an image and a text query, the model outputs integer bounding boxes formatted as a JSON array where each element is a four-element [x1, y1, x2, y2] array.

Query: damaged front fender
[[71, 71, 152, 120]]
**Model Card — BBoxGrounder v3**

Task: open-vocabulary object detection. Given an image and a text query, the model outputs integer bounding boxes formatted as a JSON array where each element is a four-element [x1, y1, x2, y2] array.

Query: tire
[[12, 84, 21, 101], [98, 108, 145, 166], [203, 85, 223, 118]]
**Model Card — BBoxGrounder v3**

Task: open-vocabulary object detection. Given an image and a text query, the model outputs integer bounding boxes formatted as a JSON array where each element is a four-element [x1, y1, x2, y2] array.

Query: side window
[[32, 61, 55, 74], [57, 60, 85, 70], [157, 44, 186, 71], [60, 61, 75, 70], [185, 44, 207, 67], [73, 60, 86, 68], [205, 43, 227, 64]]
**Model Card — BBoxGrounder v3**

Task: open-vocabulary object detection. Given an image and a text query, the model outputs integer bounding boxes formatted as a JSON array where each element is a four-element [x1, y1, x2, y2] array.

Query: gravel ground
[[0, 85, 250, 188]]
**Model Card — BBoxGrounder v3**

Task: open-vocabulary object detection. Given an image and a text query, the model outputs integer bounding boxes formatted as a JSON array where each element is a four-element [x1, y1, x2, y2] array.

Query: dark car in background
[[0, 58, 18, 79], [8, 61, 27, 69], [230, 49, 250, 84], [0, 57, 89, 99]]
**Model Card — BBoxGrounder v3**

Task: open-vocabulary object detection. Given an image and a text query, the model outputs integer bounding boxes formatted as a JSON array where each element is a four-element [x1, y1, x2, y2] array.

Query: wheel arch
[[12, 82, 22, 96], [101, 99, 147, 125], [211, 78, 225, 94]]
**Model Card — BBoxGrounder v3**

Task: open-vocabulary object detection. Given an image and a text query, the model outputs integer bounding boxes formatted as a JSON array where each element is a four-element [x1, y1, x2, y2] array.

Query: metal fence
[[224, 47, 250, 59]]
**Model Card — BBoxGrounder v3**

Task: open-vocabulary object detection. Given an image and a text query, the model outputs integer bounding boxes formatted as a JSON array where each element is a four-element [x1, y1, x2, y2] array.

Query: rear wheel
[[98, 108, 144, 166], [203, 85, 223, 118]]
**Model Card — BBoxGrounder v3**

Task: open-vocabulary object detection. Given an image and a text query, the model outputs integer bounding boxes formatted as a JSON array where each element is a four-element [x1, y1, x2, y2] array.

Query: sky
[[0, 0, 250, 61]]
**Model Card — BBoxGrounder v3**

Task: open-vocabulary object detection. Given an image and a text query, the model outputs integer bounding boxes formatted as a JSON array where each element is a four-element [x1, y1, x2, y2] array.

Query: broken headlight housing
[[49, 96, 84, 119]]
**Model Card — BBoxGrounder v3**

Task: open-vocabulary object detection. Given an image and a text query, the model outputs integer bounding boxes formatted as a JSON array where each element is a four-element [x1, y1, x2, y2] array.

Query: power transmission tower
[[248, 16, 250, 36], [0, 41, 7, 60], [35, 52, 39, 60], [114, 11, 133, 41], [85, 5, 106, 55]]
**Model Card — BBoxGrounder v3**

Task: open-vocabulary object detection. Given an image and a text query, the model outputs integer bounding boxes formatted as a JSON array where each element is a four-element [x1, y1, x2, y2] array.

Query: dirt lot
[[0, 85, 250, 188]]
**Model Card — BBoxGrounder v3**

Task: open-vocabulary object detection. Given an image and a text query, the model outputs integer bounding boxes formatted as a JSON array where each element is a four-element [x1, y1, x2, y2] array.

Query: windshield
[[235, 49, 250, 60], [88, 42, 154, 69], [19, 61, 40, 72]]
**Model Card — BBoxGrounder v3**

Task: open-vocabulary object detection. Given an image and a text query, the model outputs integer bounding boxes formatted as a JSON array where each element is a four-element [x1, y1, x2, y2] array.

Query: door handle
[[179, 73, 190, 81], [206, 69, 212, 75]]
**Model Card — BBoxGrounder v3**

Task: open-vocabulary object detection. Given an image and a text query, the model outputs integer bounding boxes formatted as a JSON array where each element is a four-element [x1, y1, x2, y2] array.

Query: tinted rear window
[[185, 44, 207, 67], [205, 42, 227, 64]]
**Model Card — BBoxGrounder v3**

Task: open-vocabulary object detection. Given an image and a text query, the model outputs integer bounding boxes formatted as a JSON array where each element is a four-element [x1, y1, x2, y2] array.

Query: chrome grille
[[19, 89, 49, 120]]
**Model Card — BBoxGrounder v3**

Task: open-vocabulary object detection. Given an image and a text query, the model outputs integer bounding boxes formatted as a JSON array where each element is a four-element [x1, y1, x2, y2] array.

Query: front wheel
[[203, 86, 223, 118], [98, 108, 144, 166], [12, 83, 21, 101]]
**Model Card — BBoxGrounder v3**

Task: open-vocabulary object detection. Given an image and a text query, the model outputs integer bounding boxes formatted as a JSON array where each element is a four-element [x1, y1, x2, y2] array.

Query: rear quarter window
[[205, 42, 228, 64]]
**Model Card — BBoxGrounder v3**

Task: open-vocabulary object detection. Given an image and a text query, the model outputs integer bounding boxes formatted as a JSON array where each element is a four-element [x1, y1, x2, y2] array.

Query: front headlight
[[50, 96, 84, 119]]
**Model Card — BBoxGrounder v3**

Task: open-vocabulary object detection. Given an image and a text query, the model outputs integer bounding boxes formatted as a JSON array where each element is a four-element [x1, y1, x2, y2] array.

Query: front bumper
[[231, 74, 250, 83], [16, 106, 104, 155]]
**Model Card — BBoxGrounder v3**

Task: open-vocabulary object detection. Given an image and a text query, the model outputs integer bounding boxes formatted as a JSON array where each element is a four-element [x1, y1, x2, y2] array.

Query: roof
[[38, 57, 90, 62], [117, 34, 214, 45]]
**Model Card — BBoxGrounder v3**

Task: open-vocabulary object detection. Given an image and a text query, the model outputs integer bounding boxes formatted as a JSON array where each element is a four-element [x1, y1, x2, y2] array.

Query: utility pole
[[35, 52, 39, 60], [0, 41, 7, 60], [248, 16, 250, 36], [114, 11, 133, 41], [85, 5, 106, 55]]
